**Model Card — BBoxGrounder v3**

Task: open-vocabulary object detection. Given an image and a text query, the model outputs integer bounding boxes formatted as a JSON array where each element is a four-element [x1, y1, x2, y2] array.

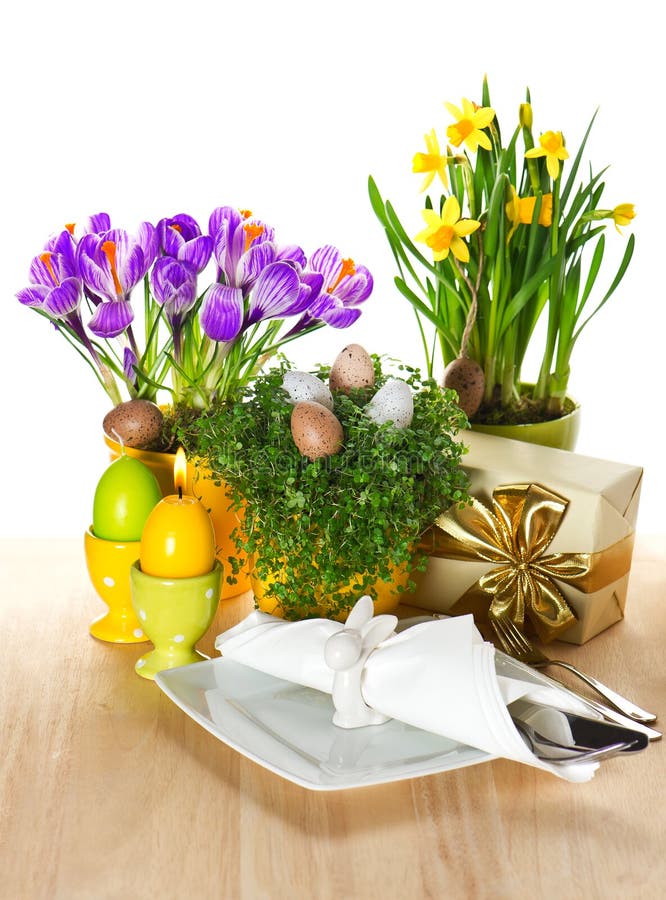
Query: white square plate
[[156, 658, 492, 791]]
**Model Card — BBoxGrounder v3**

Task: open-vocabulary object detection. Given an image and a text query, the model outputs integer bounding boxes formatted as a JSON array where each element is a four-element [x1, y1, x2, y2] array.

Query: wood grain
[[0, 537, 664, 899]]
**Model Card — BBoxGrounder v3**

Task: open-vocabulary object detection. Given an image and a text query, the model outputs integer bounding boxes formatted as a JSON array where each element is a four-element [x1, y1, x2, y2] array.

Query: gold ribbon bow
[[424, 483, 634, 643]]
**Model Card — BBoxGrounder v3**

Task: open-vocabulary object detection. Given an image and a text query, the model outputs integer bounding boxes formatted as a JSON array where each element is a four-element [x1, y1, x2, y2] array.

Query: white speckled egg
[[329, 344, 375, 394], [282, 370, 334, 411], [365, 379, 414, 429], [290, 401, 344, 460]]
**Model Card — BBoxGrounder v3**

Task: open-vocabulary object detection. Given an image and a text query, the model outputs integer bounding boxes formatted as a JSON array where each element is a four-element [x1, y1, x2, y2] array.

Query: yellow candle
[[139, 448, 216, 578]]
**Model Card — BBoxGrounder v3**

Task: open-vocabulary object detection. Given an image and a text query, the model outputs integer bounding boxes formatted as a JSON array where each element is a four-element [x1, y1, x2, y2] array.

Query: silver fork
[[490, 614, 657, 724]]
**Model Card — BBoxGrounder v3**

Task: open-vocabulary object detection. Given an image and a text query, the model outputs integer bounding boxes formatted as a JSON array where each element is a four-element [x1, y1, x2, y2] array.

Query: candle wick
[[178, 486, 183, 500], [111, 428, 125, 455]]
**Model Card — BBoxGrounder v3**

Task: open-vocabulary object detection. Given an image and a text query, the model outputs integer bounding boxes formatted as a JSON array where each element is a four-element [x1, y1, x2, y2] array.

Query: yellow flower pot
[[251, 558, 411, 621], [470, 394, 581, 451], [104, 435, 250, 600]]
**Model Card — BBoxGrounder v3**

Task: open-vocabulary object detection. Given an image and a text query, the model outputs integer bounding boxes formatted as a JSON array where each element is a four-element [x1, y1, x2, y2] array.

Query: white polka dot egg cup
[[130, 560, 222, 680], [84, 528, 149, 644]]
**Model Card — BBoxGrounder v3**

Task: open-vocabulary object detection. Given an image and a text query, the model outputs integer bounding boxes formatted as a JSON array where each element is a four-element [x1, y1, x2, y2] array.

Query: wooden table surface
[[1, 537, 665, 900]]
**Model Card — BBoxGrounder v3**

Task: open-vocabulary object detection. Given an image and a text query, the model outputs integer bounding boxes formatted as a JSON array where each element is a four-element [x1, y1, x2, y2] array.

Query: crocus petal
[[275, 244, 307, 268], [85, 213, 111, 234], [200, 283, 244, 342], [334, 266, 374, 306], [209, 206, 242, 241], [136, 222, 159, 274], [300, 271, 324, 305], [308, 245, 342, 288], [43, 278, 81, 318], [16, 285, 49, 307], [315, 297, 362, 328], [178, 235, 213, 273], [78, 237, 117, 300], [236, 240, 276, 289], [247, 261, 300, 323], [88, 300, 134, 338], [123, 347, 138, 383]]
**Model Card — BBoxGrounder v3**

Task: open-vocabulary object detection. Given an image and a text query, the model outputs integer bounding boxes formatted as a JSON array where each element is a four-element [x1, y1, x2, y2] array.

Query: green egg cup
[[130, 560, 222, 681]]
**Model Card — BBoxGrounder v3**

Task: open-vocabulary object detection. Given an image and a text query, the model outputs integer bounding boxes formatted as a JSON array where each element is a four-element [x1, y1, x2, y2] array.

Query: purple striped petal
[[247, 261, 301, 324], [237, 240, 276, 290], [178, 235, 213, 273], [200, 283, 244, 342], [309, 245, 343, 287], [335, 266, 374, 306], [300, 271, 323, 304], [123, 347, 138, 383], [159, 214, 201, 251], [88, 300, 134, 338], [317, 299, 362, 328], [275, 244, 307, 268], [84, 213, 111, 234], [43, 278, 81, 318], [77, 238, 116, 299], [105, 231, 146, 293], [150, 258, 197, 316], [16, 284, 49, 307], [136, 222, 158, 274], [209, 206, 242, 240]]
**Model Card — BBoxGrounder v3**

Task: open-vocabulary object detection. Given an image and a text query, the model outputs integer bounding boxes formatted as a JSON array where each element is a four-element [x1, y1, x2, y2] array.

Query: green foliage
[[179, 359, 469, 620], [369, 76, 636, 420]]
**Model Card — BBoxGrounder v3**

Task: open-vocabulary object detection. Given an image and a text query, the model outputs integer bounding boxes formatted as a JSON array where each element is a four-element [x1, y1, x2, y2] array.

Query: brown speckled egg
[[329, 344, 375, 394], [443, 358, 485, 418], [103, 400, 164, 449], [291, 401, 344, 460]]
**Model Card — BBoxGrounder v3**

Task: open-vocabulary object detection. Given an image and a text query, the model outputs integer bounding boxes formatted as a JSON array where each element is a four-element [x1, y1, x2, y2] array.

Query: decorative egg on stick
[[92, 433, 162, 541], [442, 274, 485, 418], [103, 399, 164, 450]]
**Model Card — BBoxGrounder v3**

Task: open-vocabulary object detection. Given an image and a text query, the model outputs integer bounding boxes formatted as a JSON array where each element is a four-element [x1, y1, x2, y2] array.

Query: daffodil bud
[[519, 103, 533, 129]]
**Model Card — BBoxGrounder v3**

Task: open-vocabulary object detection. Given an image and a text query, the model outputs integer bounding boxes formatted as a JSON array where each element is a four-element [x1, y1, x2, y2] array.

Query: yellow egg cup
[[84, 528, 149, 644], [130, 561, 222, 680]]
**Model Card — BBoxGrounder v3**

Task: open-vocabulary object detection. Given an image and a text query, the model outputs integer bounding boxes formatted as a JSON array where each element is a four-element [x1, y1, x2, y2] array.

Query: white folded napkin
[[215, 610, 600, 782]]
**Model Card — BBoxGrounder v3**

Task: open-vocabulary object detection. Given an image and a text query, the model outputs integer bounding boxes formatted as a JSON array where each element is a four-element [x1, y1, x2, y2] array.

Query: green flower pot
[[470, 398, 581, 451]]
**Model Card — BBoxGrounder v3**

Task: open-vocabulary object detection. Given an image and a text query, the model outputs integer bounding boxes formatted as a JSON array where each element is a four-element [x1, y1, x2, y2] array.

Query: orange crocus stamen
[[239, 209, 253, 219], [39, 252, 59, 285], [327, 258, 356, 293], [101, 240, 124, 296], [65, 223, 76, 235], [243, 222, 265, 253], [170, 223, 183, 232]]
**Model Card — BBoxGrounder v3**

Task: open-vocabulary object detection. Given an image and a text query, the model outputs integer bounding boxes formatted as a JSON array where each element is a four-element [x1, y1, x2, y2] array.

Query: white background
[[1, 0, 662, 538]]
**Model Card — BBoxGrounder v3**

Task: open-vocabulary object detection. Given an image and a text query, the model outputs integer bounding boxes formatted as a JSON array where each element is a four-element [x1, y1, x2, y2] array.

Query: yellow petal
[[425, 129, 440, 154], [444, 101, 463, 121], [421, 208, 443, 227], [475, 130, 492, 151], [454, 218, 481, 237], [450, 236, 470, 263], [546, 154, 560, 180], [420, 171, 435, 192], [472, 107, 495, 128], [525, 147, 545, 159], [432, 245, 451, 262], [441, 195, 461, 226], [461, 98, 475, 117]]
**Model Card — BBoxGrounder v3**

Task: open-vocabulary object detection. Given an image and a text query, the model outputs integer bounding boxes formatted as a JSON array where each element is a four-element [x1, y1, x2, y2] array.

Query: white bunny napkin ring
[[324, 595, 398, 728]]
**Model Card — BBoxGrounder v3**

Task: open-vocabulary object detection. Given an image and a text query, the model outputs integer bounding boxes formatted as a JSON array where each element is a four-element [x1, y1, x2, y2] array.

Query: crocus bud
[[519, 103, 533, 129]]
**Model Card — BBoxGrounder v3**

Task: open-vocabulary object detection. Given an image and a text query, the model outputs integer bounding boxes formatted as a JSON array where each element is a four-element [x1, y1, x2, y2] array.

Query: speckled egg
[[103, 400, 164, 449], [282, 370, 334, 411], [290, 401, 344, 460], [329, 344, 375, 395], [443, 358, 485, 418], [365, 378, 414, 429]]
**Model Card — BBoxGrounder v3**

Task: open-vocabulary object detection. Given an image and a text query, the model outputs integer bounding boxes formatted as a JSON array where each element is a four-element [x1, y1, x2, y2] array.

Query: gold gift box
[[408, 431, 642, 645]]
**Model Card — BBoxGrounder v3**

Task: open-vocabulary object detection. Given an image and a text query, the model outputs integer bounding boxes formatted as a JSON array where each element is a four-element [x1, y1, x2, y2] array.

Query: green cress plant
[[179, 359, 469, 619]]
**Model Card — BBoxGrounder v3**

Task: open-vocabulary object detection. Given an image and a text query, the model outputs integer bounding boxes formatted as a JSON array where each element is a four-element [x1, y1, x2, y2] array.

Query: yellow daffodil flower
[[505, 186, 553, 241], [525, 131, 569, 180], [612, 203, 636, 233], [444, 98, 495, 152], [414, 196, 480, 263], [412, 129, 449, 192]]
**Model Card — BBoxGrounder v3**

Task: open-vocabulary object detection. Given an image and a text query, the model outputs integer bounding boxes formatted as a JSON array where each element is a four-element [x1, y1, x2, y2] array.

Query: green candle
[[92, 454, 162, 541]]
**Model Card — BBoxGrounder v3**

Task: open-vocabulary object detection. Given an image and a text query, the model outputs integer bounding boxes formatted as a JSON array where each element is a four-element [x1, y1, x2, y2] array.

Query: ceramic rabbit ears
[[341, 595, 398, 651]]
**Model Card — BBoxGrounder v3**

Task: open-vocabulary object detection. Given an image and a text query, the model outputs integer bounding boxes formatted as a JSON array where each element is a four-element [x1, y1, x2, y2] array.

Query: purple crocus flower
[[208, 206, 277, 291], [16, 229, 82, 320], [158, 214, 213, 274], [299, 246, 373, 328], [150, 257, 198, 323], [77, 223, 158, 337]]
